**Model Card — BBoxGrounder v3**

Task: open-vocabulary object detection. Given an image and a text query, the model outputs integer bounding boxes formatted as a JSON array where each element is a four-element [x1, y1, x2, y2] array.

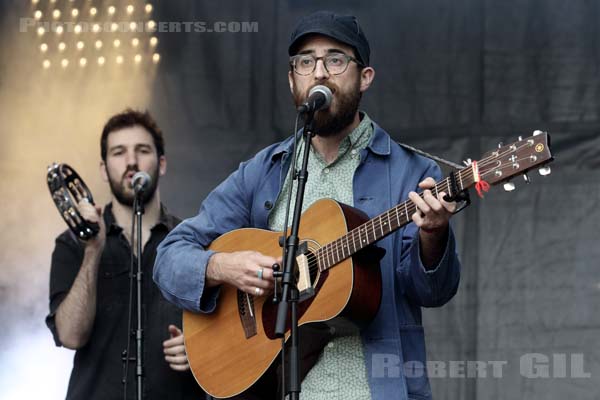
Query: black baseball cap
[[288, 11, 370, 66]]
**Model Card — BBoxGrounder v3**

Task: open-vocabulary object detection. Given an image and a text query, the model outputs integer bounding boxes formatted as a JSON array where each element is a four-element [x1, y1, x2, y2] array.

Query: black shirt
[[46, 203, 205, 400]]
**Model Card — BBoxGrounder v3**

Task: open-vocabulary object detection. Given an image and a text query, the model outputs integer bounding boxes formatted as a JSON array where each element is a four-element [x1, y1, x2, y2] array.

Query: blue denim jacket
[[153, 123, 461, 400]]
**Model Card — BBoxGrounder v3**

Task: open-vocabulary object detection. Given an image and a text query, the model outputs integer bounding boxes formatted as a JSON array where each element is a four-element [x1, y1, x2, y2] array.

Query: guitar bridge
[[296, 249, 315, 302], [237, 290, 257, 338]]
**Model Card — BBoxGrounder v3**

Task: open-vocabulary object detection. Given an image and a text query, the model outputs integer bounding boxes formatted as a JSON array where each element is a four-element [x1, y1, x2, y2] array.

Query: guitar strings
[[314, 140, 540, 269]]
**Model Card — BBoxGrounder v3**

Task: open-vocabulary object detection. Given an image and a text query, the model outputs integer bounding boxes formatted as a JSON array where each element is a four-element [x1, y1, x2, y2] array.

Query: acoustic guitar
[[183, 132, 553, 398]]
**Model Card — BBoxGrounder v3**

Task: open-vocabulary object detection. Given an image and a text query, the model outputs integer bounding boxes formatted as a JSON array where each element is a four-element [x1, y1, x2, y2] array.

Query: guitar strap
[[396, 141, 465, 170]]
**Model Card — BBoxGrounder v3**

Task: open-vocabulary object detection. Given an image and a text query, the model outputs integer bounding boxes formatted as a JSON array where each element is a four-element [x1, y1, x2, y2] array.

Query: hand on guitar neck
[[408, 177, 457, 269], [206, 251, 282, 296]]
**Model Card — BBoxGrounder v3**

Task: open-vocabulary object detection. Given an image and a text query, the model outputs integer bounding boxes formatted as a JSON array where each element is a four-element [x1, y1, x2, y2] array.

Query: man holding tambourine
[[45, 110, 204, 400]]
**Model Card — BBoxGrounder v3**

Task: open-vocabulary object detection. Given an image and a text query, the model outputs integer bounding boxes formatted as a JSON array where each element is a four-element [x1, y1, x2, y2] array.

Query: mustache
[[121, 166, 139, 181], [305, 83, 337, 99]]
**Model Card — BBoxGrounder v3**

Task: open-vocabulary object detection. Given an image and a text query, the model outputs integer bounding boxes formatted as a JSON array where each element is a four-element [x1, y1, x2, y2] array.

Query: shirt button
[[264, 201, 273, 210], [351, 149, 357, 155], [327, 341, 334, 348], [324, 168, 330, 174]]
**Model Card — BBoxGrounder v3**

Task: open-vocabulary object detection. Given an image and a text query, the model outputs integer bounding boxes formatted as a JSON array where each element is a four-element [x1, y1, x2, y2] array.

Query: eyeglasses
[[290, 52, 364, 76]]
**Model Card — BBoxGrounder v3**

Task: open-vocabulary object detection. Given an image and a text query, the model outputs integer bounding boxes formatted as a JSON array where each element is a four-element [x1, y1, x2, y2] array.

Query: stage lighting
[[90, 7, 97, 17], [129, 22, 138, 31], [150, 37, 158, 47], [74, 24, 82, 34], [42, 59, 51, 69], [126, 5, 134, 15], [76, 41, 84, 50], [134, 54, 142, 63], [98, 56, 106, 66], [37, 26, 45, 36], [40, 43, 48, 52], [147, 20, 156, 30], [111, 22, 119, 32], [32, 0, 39, 4], [61, 59, 69, 68], [92, 23, 100, 33], [50, 0, 56, 3], [145, 4, 153, 14], [79, 58, 87, 67], [152, 53, 160, 63], [131, 37, 139, 47], [58, 42, 66, 52], [71, 9, 79, 18], [113, 39, 121, 48], [108, 6, 116, 16], [95, 40, 103, 49], [52, 10, 61, 19], [34, 10, 42, 20], [116, 55, 124, 64], [56, 25, 64, 35]]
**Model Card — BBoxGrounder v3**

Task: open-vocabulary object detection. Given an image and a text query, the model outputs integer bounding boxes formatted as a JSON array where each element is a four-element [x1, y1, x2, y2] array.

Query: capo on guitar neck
[[443, 170, 471, 215]]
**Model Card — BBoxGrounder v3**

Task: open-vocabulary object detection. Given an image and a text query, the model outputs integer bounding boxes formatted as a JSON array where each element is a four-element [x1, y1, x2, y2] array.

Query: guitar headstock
[[476, 131, 553, 189]]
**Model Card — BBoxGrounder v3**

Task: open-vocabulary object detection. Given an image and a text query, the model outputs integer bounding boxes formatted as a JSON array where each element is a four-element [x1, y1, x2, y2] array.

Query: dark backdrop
[[151, 1, 599, 399], [0, 0, 598, 399]]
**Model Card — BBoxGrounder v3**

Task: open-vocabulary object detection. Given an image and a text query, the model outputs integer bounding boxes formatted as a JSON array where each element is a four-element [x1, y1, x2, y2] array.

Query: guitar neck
[[315, 131, 553, 271], [316, 166, 476, 271]]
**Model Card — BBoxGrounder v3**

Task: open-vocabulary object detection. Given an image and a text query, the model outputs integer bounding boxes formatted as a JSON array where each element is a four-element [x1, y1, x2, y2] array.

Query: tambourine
[[47, 163, 100, 240]]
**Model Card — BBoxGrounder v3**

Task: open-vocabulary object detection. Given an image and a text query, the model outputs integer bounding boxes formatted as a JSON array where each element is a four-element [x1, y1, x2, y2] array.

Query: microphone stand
[[275, 110, 316, 400], [133, 193, 145, 400]]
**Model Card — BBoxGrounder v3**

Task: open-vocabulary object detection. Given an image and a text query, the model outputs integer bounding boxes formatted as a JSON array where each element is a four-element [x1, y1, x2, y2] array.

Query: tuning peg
[[518, 136, 523, 141], [523, 173, 530, 183], [533, 130, 544, 136], [463, 158, 472, 166], [497, 142, 503, 149], [503, 181, 516, 192], [538, 166, 551, 176]]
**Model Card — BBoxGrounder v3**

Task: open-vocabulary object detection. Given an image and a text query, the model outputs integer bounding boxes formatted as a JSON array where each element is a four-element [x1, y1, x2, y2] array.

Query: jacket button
[[264, 201, 273, 210]]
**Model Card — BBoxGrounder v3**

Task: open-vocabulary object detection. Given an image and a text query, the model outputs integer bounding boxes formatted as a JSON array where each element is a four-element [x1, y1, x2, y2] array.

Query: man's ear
[[359, 67, 375, 93], [288, 70, 295, 94], [99, 160, 108, 182], [159, 155, 167, 176]]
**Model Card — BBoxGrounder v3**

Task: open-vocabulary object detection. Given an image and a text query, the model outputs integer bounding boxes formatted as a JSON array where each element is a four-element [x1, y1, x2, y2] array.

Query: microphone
[[297, 85, 333, 115], [131, 171, 151, 194]]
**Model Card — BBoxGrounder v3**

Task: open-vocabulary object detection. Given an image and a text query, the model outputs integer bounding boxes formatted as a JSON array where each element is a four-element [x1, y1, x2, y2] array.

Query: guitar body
[[183, 199, 383, 398]]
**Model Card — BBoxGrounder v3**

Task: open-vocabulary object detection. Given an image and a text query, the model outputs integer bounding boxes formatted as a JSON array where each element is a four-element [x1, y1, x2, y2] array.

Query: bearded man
[[46, 110, 205, 399], [154, 11, 461, 400]]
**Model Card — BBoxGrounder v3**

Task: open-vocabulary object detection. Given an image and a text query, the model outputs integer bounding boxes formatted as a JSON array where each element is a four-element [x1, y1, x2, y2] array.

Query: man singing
[[154, 11, 461, 400]]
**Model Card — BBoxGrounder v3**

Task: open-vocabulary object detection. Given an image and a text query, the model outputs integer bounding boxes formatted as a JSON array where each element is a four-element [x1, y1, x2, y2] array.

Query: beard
[[108, 165, 159, 207], [293, 77, 361, 137]]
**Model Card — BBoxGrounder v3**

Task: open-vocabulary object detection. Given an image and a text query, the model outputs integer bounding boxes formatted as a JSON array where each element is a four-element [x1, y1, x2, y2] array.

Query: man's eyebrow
[[108, 144, 125, 152]]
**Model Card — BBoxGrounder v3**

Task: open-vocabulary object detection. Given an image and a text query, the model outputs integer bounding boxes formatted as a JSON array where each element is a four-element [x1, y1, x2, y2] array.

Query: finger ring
[[257, 267, 264, 280], [254, 287, 262, 296]]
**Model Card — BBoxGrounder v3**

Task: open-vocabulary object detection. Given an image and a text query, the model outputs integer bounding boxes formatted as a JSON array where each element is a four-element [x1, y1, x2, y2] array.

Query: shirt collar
[[271, 111, 391, 161], [103, 202, 177, 235]]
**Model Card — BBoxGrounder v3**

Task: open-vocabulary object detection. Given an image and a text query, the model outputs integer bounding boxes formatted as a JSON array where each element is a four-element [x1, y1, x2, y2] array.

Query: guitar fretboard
[[315, 166, 477, 271]]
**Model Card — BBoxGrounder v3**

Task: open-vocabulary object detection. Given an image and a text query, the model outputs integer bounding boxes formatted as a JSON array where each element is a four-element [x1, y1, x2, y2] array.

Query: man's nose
[[313, 59, 330, 80], [125, 150, 138, 166]]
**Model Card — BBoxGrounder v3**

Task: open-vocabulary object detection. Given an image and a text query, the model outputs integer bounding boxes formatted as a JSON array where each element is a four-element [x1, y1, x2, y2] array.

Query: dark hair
[[100, 109, 165, 161]]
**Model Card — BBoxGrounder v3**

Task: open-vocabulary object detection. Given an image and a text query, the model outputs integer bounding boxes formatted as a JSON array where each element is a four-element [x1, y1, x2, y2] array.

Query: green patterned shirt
[[268, 113, 374, 400]]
